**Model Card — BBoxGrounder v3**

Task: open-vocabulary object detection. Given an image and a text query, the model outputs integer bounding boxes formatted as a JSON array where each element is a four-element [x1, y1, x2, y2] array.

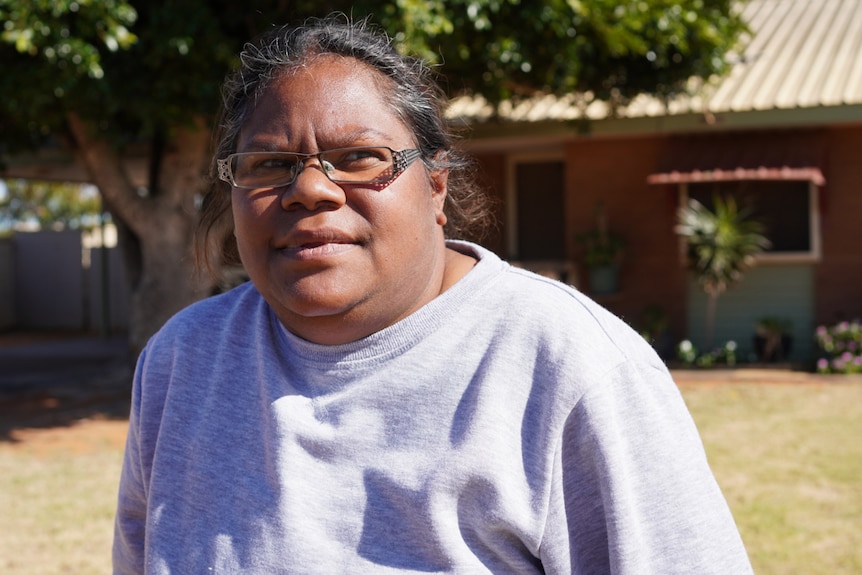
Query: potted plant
[[577, 201, 625, 295], [754, 316, 793, 362], [638, 304, 674, 360]]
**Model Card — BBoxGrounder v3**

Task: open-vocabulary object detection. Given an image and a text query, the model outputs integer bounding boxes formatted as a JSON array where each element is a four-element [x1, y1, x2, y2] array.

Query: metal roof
[[447, 0, 862, 124]]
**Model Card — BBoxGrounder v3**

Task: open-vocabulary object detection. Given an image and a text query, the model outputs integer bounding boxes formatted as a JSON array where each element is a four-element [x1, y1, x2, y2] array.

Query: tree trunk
[[66, 113, 215, 354]]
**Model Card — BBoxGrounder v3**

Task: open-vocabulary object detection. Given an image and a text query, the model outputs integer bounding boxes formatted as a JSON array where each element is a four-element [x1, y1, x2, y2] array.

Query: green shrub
[[677, 339, 738, 367]]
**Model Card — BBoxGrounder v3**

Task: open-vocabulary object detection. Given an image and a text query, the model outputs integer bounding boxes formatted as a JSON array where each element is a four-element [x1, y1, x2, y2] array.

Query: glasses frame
[[216, 146, 423, 190]]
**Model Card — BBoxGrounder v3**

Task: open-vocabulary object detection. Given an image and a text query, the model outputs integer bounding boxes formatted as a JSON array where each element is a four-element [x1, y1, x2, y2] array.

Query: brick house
[[451, 0, 862, 363]]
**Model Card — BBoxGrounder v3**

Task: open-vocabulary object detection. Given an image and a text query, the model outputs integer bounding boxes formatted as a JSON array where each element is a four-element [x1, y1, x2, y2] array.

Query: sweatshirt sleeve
[[112, 351, 150, 575], [540, 360, 754, 574]]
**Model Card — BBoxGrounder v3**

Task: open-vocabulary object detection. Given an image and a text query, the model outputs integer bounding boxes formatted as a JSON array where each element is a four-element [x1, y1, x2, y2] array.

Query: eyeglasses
[[217, 146, 422, 190]]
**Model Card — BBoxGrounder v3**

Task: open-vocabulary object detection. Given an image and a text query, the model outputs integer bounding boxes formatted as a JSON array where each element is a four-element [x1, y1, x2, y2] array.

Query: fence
[[0, 230, 129, 333]]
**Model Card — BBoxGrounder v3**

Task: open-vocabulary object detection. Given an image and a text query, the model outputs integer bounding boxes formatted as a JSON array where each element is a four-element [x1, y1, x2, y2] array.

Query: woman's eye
[[333, 149, 386, 169], [255, 156, 295, 170]]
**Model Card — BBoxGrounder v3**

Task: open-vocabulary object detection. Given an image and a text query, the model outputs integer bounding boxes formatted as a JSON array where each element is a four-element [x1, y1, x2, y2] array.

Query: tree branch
[[65, 111, 151, 237]]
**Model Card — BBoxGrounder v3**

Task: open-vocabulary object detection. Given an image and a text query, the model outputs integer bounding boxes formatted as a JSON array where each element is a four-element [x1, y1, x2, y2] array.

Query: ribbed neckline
[[273, 241, 505, 370]]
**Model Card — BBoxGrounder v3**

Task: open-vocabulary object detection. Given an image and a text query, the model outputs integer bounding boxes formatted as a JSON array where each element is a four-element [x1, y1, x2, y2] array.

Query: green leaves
[[675, 194, 771, 297], [0, 179, 103, 232], [381, 0, 746, 105], [676, 192, 770, 349], [0, 0, 138, 79], [0, 0, 141, 152]]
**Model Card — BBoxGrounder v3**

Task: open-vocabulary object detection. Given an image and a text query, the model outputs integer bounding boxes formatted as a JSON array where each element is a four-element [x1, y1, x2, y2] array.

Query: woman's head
[[199, 15, 491, 344], [198, 15, 490, 272]]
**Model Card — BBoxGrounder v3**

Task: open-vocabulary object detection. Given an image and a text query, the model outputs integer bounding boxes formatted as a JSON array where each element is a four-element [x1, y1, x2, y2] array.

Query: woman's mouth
[[281, 240, 358, 260]]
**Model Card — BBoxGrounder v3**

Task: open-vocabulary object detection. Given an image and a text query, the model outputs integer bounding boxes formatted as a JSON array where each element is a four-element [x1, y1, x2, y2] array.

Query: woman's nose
[[279, 160, 346, 212]]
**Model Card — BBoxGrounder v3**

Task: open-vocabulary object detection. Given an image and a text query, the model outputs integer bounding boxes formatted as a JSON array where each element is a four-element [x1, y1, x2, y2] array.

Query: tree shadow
[[0, 363, 133, 443]]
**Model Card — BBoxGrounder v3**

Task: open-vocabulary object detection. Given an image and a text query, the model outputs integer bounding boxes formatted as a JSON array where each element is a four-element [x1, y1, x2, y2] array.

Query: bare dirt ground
[[0, 384, 131, 459], [0, 331, 133, 449], [1, 398, 130, 454], [4, 418, 128, 460]]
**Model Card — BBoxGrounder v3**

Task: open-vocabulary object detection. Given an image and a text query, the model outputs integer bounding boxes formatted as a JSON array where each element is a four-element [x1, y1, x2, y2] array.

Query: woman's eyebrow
[[235, 138, 289, 153], [326, 127, 394, 146], [237, 127, 399, 153]]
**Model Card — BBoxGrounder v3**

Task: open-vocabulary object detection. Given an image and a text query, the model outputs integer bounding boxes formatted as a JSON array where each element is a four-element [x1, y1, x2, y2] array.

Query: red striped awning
[[647, 131, 826, 186]]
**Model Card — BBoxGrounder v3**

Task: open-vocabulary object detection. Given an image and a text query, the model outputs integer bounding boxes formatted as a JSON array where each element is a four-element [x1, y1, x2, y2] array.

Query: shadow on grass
[[0, 362, 133, 443]]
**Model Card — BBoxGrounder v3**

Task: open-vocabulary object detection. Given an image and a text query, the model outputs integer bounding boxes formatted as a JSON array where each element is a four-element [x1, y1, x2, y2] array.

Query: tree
[[675, 195, 771, 350], [0, 0, 747, 351], [0, 179, 102, 233], [382, 0, 747, 107]]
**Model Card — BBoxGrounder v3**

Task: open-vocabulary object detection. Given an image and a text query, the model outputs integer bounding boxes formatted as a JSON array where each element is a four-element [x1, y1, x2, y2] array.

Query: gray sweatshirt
[[113, 241, 753, 574]]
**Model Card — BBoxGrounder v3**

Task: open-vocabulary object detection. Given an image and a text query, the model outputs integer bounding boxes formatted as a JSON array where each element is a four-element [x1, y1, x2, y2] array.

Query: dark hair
[[197, 14, 492, 274]]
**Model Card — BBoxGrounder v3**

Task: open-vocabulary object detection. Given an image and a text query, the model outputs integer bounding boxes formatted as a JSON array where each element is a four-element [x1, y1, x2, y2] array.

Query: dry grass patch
[[0, 418, 127, 575], [681, 381, 862, 575]]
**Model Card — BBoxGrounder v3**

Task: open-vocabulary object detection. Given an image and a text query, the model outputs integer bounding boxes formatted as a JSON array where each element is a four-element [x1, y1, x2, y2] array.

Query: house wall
[[817, 126, 862, 325], [467, 124, 861, 362], [471, 152, 507, 254], [687, 264, 814, 362], [564, 136, 689, 343], [470, 136, 690, 347]]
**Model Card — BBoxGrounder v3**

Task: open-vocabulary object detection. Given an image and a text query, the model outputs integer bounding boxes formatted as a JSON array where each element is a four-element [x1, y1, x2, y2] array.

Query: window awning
[[647, 131, 826, 187]]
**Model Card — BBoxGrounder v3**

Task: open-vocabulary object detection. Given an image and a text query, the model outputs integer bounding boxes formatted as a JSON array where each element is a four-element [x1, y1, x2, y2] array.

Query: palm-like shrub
[[675, 194, 771, 349]]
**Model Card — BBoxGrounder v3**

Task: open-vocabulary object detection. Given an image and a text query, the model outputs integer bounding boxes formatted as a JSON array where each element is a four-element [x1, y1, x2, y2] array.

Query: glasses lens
[[321, 147, 395, 183], [232, 153, 300, 188]]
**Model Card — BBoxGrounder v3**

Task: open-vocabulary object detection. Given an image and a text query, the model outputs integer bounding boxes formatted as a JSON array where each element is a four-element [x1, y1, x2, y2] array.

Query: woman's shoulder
[[451, 241, 647, 353], [146, 281, 264, 350], [485, 263, 664, 375]]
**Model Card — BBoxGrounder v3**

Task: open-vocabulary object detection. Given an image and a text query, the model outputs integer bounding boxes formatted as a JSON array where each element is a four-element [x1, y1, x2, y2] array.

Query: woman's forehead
[[267, 53, 394, 100], [238, 57, 410, 150]]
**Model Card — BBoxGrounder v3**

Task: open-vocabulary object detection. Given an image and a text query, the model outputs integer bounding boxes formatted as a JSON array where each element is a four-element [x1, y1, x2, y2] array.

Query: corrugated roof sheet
[[447, 0, 862, 123]]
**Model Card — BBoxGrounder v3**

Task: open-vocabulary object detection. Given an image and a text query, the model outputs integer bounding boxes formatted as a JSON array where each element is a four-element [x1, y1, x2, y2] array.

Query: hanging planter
[[577, 201, 625, 295], [587, 263, 620, 295]]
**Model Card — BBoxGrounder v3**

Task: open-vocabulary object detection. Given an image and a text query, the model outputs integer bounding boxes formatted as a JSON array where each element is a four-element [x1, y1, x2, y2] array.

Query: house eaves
[[448, 0, 862, 143]]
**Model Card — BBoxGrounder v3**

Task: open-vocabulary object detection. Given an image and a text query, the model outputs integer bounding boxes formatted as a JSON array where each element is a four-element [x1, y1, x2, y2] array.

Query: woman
[[113, 16, 753, 574]]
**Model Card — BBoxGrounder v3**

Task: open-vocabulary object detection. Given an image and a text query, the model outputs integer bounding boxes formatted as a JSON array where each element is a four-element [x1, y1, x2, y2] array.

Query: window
[[683, 179, 821, 262]]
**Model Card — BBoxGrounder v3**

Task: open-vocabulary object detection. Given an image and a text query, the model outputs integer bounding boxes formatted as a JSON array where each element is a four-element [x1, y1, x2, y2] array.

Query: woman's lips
[[283, 241, 357, 259]]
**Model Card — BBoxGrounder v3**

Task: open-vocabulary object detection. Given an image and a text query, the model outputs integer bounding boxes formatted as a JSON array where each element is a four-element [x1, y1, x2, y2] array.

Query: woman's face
[[231, 56, 450, 344]]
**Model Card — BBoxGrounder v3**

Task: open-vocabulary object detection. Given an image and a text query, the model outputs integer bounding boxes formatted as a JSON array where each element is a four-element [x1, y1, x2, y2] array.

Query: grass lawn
[[680, 380, 862, 575], [0, 378, 860, 573], [0, 417, 127, 574]]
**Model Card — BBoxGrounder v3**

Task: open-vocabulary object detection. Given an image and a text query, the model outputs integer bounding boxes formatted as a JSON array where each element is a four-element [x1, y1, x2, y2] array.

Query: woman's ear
[[429, 150, 449, 226], [429, 167, 449, 226]]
